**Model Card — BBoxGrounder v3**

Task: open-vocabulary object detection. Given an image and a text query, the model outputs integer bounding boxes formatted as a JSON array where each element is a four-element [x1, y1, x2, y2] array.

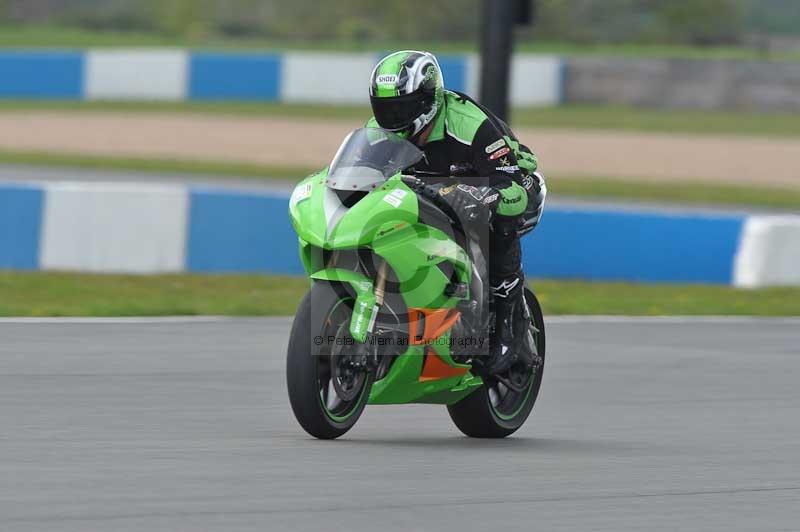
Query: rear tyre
[[286, 282, 372, 439], [447, 288, 545, 438]]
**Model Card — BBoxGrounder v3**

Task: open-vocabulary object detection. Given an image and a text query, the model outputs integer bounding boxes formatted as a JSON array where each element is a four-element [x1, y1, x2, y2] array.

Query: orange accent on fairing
[[419, 347, 469, 382], [407, 308, 461, 345]]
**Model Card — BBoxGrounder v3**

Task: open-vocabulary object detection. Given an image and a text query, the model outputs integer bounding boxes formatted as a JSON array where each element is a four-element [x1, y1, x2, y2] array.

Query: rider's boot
[[486, 271, 535, 376]]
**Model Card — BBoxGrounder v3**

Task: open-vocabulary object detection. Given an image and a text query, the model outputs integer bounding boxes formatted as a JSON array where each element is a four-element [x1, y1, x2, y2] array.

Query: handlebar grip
[[401, 176, 421, 188]]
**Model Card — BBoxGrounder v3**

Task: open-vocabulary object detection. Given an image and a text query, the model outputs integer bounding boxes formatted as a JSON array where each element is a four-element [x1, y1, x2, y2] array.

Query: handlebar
[[401, 176, 443, 203]]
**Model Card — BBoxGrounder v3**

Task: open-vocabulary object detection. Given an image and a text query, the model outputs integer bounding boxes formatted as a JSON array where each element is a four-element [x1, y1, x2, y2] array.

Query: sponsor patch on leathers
[[485, 139, 506, 153], [489, 146, 511, 160]]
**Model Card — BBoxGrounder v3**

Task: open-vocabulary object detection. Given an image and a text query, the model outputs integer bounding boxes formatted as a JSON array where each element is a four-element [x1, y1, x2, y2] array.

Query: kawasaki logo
[[376, 74, 398, 85]]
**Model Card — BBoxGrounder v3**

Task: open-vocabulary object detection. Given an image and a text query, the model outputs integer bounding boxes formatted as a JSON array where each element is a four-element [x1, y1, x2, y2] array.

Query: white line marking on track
[[0, 316, 234, 324], [546, 315, 800, 325], [0, 315, 797, 325]]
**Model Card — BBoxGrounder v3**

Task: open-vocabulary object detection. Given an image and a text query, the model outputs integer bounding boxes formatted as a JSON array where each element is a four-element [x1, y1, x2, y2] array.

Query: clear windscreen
[[327, 128, 423, 191]]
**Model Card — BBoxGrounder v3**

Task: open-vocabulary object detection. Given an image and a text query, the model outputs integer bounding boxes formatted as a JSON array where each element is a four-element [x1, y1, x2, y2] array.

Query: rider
[[366, 50, 547, 375]]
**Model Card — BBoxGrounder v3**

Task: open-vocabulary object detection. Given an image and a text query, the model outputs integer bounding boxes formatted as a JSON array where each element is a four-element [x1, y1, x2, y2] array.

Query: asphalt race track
[[2, 317, 799, 531]]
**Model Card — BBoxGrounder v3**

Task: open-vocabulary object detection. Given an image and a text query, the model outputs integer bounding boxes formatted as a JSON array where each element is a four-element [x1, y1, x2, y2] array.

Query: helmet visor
[[370, 91, 433, 132]]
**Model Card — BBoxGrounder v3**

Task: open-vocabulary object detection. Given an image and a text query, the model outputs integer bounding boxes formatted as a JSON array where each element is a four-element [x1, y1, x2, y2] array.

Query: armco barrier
[[6, 49, 800, 110], [280, 52, 379, 104], [0, 49, 564, 106], [0, 183, 42, 270], [0, 51, 84, 99], [187, 188, 299, 273], [2, 181, 797, 287], [39, 183, 188, 273], [189, 52, 281, 101], [734, 216, 800, 288], [527, 207, 744, 284], [85, 49, 187, 101]]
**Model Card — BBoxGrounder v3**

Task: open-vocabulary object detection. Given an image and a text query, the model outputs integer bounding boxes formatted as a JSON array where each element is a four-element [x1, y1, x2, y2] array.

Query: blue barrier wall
[[189, 53, 281, 101], [187, 191, 745, 284], [1, 180, 755, 284], [0, 50, 563, 105], [526, 208, 744, 284], [187, 188, 301, 273], [0, 184, 43, 269], [437, 55, 467, 93], [0, 52, 84, 99]]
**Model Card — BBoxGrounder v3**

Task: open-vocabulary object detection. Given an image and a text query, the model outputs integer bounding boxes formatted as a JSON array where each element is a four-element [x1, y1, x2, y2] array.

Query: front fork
[[310, 259, 390, 371], [349, 260, 389, 371]]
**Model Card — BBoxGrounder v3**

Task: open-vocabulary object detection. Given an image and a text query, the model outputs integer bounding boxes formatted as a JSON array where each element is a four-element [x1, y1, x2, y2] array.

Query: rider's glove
[[517, 171, 547, 237]]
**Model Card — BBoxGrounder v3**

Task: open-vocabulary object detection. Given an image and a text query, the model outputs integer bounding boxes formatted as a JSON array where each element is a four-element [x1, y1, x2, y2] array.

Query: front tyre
[[447, 288, 546, 438], [286, 282, 372, 439]]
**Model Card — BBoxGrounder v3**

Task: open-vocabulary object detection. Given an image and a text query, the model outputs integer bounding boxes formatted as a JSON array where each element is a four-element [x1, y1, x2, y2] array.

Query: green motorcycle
[[286, 128, 545, 439]]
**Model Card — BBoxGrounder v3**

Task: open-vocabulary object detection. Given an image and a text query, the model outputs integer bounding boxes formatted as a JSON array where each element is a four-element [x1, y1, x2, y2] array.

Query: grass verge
[[552, 177, 800, 211], [2, 149, 798, 210], [0, 149, 312, 179], [1, 272, 798, 317], [2, 101, 800, 137], [0, 100, 371, 121], [2, 26, 799, 62], [0, 272, 308, 317]]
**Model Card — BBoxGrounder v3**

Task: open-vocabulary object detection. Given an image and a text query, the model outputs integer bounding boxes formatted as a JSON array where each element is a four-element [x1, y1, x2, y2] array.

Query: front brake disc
[[330, 328, 366, 402]]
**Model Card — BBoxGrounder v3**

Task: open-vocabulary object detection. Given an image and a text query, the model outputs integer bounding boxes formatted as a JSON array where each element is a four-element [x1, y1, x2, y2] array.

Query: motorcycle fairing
[[290, 173, 485, 404]]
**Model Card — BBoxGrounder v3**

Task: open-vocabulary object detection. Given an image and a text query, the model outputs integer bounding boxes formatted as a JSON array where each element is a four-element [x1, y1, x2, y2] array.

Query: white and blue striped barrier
[[0, 50, 563, 106], [1, 182, 797, 287]]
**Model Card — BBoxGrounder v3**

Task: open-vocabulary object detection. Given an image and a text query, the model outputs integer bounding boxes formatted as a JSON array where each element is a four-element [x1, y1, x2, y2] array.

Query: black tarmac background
[[1, 317, 799, 531]]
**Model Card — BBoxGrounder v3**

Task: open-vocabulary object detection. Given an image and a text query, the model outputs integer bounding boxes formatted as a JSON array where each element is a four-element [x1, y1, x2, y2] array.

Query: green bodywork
[[289, 170, 484, 405]]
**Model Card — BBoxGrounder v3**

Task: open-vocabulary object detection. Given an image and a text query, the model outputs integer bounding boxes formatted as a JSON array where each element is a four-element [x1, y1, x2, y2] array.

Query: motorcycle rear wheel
[[447, 288, 546, 438], [286, 282, 372, 439]]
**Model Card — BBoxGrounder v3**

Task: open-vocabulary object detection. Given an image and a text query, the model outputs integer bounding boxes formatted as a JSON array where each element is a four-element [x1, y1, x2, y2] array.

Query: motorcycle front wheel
[[447, 287, 546, 438], [286, 282, 372, 439]]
